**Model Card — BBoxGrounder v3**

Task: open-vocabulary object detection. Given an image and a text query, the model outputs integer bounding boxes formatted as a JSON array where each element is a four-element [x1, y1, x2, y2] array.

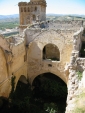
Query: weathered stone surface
[[0, 0, 85, 113]]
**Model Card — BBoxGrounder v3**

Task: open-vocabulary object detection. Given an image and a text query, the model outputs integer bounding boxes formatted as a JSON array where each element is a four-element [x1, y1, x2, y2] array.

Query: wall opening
[[33, 15, 36, 21], [32, 72, 67, 113], [79, 41, 85, 57], [35, 7, 37, 11], [43, 44, 60, 61]]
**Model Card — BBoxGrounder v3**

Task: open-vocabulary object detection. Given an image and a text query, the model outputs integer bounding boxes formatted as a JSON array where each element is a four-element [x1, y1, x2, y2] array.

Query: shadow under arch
[[18, 75, 28, 84], [43, 43, 60, 61], [32, 72, 67, 113], [29, 70, 67, 86]]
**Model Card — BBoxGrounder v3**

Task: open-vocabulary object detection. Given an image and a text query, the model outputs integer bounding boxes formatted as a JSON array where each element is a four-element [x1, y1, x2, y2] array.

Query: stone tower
[[18, 0, 47, 32]]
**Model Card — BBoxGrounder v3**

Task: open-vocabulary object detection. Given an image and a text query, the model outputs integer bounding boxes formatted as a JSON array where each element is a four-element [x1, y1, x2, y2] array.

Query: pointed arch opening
[[43, 43, 60, 61]]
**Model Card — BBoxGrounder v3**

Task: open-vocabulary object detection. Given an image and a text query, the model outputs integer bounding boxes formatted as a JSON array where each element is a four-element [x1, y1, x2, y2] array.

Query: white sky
[[0, 0, 85, 15]]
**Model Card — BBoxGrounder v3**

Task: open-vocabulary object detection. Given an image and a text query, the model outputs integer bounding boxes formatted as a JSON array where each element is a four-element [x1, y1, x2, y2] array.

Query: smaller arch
[[32, 72, 67, 113], [43, 43, 60, 61], [19, 75, 28, 84]]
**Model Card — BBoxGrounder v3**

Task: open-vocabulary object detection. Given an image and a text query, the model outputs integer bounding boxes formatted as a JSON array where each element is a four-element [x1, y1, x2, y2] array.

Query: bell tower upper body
[[18, 0, 47, 26]]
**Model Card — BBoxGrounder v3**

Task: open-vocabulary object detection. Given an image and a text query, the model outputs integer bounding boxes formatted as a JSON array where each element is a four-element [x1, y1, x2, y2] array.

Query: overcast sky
[[0, 0, 85, 15]]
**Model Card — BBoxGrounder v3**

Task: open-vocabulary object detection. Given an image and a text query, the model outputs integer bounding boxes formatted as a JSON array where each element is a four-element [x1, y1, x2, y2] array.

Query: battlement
[[18, 1, 46, 6], [18, 2, 28, 6]]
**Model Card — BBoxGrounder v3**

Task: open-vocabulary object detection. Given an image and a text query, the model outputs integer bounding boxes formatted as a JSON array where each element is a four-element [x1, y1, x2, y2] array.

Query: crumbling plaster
[[0, 20, 85, 113]]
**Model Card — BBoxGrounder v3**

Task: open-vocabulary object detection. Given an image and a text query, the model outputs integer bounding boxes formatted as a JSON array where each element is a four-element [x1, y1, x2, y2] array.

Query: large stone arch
[[32, 72, 67, 86], [0, 47, 10, 97], [28, 69, 67, 85], [0, 47, 8, 82], [32, 72, 67, 113]]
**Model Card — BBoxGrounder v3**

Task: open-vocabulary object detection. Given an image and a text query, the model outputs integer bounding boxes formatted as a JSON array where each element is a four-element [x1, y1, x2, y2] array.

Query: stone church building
[[0, 0, 85, 112]]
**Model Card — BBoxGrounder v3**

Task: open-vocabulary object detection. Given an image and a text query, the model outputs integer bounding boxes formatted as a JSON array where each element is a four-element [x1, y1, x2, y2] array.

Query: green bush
[[77, 71, 82, 80]]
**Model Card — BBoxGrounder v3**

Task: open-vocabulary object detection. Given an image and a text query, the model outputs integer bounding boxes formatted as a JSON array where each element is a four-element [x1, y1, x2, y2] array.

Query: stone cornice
[[18, 1, 46, 7]]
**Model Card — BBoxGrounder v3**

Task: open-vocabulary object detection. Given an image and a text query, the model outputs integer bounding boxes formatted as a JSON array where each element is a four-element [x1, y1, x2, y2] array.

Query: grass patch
[[73, 91, 85, 113], [77, 71, 82, 80]]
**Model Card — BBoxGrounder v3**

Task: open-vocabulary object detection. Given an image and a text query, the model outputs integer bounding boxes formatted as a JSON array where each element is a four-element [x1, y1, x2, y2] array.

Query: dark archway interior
[[32, 73, 67, 113], [0, 73, 67, 113], [43, 44, 60, 61], [80, 41, 85, 57]]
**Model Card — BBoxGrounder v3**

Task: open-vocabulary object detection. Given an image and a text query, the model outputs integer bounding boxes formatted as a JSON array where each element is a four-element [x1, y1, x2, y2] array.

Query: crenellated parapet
[[18, 2, 28, 6], [18, 1, 46, 7]]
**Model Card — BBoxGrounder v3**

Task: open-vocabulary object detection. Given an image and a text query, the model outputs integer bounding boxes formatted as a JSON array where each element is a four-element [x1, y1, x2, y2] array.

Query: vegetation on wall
[[77, 71, 82, 80], [73, 91, 85, 113]]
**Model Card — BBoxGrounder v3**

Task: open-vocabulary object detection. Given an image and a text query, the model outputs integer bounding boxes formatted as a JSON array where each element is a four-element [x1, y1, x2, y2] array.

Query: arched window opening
[[43, 44, 60, 61], [21, 7, 23, 12], [33, 15, 36, 21], [32, 73, 67, 113], [24, 7, 26, 12], [35, 7, 37, 11]]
